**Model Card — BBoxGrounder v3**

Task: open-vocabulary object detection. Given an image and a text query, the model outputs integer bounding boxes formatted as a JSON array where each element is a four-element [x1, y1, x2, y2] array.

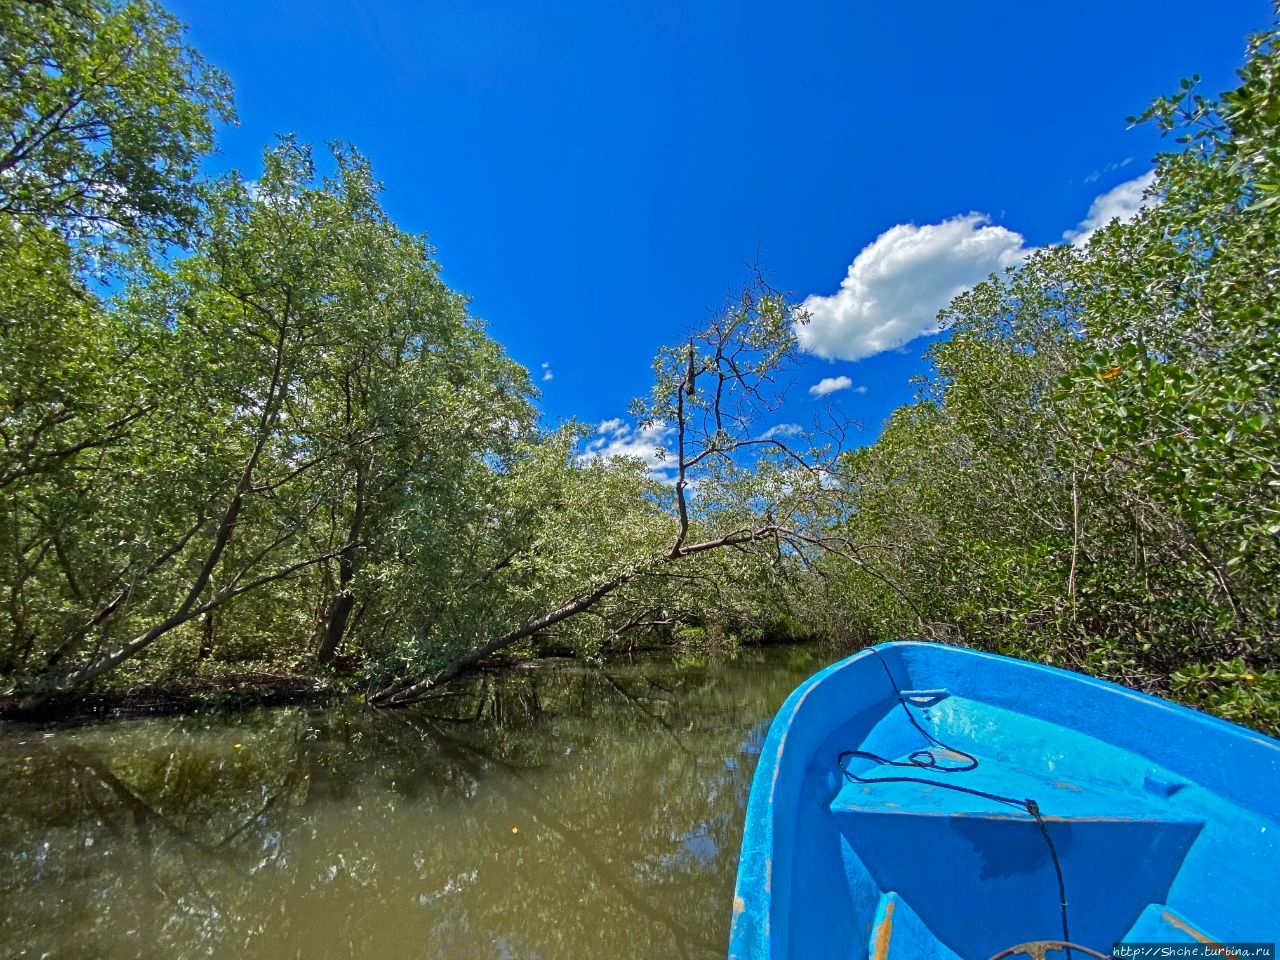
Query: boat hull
[[728, 642, 1280, 959]]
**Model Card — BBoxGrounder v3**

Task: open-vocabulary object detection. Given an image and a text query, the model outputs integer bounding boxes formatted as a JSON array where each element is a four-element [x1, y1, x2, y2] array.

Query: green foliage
[[0, 0, 234, 248], [27, 0, 1280, 738], [0, 132, 559, 692], [1171, 659, 1280, 730], [0, 0, 814, 703], [824, 19, 1280, 734], [368, 276, 837, 706]]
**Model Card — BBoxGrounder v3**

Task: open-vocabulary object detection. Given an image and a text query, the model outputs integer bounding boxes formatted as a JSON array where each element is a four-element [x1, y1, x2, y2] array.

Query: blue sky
[[169, 1, 1271, 466]]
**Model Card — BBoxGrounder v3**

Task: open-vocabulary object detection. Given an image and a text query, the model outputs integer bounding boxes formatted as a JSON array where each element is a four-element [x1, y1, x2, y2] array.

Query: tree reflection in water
[[0, 645, 838, 960]]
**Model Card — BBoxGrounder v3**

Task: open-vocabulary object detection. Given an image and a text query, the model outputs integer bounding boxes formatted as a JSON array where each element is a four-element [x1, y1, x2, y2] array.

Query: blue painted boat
[[730, 641, 1280, 960]]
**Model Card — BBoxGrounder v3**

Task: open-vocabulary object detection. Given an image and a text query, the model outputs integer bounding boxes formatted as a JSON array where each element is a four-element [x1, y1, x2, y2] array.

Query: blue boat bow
[[729, 641, 1280, 959]]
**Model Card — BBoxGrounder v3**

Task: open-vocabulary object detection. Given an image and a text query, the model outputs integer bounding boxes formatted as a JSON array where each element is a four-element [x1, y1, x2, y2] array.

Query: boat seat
[[830, 767, 1205, 959], [831, 744, 1193, 820]]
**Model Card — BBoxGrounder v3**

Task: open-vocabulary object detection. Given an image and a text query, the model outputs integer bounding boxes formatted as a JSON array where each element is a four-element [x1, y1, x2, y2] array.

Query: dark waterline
[[0, 644, 850, 960]]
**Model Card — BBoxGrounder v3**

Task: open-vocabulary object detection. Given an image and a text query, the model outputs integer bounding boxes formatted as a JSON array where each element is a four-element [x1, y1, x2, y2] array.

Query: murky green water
[[0, 644, 844, 960]]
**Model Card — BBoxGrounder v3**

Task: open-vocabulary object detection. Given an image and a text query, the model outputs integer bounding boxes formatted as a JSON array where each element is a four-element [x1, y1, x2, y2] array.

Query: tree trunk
[[197, 610, 215, 661], [317, 460, 367, 664]]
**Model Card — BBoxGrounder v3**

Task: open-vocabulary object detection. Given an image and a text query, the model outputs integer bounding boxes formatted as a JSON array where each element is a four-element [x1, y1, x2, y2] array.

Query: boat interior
[[731, 643, 1280, 960]]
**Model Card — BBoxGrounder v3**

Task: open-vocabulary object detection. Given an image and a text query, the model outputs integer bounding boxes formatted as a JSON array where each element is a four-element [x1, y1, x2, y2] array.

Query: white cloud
[[579, 419, 674, 480], [540, 361, 554, 383], [797, 214, 1030, 362], [1084, 157, 1133, 185], [809, 375, 854, 397], [797, 173, 1161, 363], [761, 423, 805, 440], [1064, 170, 1156, 246]]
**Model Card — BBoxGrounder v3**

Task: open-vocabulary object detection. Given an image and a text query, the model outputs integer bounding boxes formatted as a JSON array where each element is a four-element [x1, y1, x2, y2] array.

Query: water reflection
[[0, 645, 843, 960]]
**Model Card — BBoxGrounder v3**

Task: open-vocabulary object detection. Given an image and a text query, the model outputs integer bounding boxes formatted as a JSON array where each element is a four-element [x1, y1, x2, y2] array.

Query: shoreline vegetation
[[2, 2, 1277, 734], [0, 669, 328, 726], [0, 637, 830, 727]]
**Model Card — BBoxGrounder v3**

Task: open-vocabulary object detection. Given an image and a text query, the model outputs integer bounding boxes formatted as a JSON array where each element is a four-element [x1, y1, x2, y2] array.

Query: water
[[0, 644, 846, 959]]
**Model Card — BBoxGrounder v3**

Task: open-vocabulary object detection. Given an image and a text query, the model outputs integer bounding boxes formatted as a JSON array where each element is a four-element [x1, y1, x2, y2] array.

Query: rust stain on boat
[[871, 898, 896, 960], [1162, 911, 1240, 958]]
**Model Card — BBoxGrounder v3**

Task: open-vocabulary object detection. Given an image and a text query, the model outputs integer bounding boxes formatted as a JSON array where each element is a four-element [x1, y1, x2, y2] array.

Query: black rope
[[1028, 799, 1072, 960], [837, 649, 1073, 959]]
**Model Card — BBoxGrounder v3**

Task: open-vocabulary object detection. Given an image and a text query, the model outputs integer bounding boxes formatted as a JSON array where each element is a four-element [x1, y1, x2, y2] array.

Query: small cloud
[[761, 423, 805, 440], [1064, 170, 1156, 246], [579, 419, 674, 481], [797, 214, 1031, 362], [853, 385, 868, 394], [809, 376, 855, 397], [540, 362, 554, 383], [1084, 157, 1134, 185]]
